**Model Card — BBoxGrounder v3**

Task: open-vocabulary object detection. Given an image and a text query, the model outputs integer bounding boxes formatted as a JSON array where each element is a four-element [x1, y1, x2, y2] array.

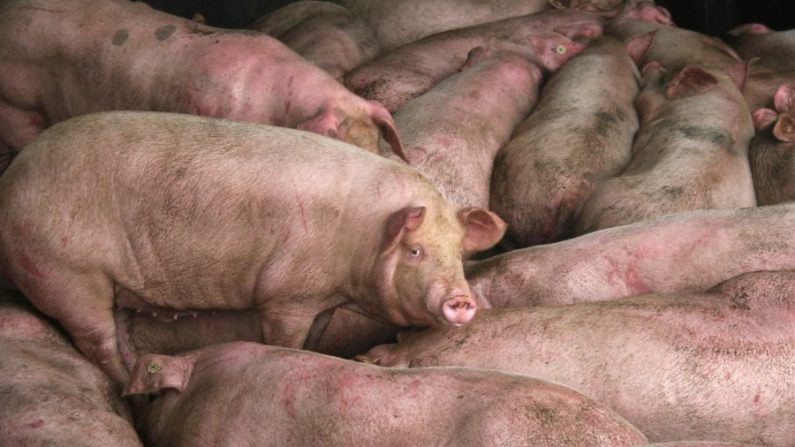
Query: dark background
[[140, 0, 795, 37]]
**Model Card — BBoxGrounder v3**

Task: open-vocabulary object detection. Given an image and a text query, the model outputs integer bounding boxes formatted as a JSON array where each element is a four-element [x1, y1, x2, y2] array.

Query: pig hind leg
[[22, 272, 128, 385]]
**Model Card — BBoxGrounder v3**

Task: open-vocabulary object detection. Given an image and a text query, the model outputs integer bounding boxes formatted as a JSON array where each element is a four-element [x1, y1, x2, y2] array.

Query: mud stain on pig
[[155, 25, 177, 41], [112, 29, 129, 46], [676, 126, 735, 153], [593, 109, 623, 138]]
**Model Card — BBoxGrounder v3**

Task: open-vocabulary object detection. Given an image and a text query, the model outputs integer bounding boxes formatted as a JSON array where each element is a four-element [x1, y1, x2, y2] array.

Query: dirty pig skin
[[0, 111, 505, 385]]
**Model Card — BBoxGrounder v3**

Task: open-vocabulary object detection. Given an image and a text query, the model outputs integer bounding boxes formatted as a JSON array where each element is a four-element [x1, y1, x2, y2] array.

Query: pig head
[[296, 100, 406, 160], [367, 206, 506, 327]]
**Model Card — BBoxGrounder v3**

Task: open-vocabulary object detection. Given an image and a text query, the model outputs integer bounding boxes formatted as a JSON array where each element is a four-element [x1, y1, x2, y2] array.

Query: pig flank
[[490, 36, 642, 246], [361, 271, 795, 446], [127, 343, 647, 447], [344, 9, 603, 112], [0, 0, 403, 164], [393, 49, 544, 209], [0, 112, 504, 384], [575, 63, 756, 233]]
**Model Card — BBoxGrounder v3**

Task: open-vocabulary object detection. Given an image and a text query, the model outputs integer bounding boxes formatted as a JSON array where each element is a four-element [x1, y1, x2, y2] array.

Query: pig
[[0, 111, 506, 385], [606, 1, 745, 77], [119, 303, 399, 360], [361, 270, 795, 445], [575, 61, 756, 234], [0, 290, 142, 446], [647, 443, 766, 447], [466, 204, 795, 308], [331, 0, 628, 51], [730, 24, 795, 72], [0, 0, 402, 168], [748, 85, 795, 205], [490, 35, 646, 247], [250, 1, 381, 80], [124, 342, 648, 447], [345, 9, 603, 112], [327, 0, 554, 51], [388, 48, 544, 209]]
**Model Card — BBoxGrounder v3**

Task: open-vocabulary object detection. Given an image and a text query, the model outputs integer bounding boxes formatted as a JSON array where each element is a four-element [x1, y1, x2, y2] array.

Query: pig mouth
[[441, 296, 477, 326]]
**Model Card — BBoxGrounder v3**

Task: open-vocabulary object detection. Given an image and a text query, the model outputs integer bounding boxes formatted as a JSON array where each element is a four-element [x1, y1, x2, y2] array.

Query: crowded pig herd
[[3, 0, 795, 445]]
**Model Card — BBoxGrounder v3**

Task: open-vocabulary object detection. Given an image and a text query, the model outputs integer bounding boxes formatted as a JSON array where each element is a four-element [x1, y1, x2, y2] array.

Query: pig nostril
[[442, 297, 477, 326]]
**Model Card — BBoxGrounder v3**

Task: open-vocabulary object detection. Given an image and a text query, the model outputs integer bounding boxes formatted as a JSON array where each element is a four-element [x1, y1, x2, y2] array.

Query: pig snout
[[427, 282, 477, 326], [442, 295, 477, 326]]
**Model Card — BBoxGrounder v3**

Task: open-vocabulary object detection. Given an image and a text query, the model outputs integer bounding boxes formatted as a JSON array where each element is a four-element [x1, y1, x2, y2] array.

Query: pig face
[[371, 206, 506, 328]]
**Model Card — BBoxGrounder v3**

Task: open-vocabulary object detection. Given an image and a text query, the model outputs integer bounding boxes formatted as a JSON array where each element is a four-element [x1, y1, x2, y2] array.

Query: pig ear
[[665, 66, 718, 100], [728, 23, 772, 37], [382, 206, 425, 253], [296, 108, 340, 139], [457, 208, 507, 254], [774, 84, 795, 113], [122, 353, 194, 397], [366, 100, 407, 162], [626, 31, 656, 66], [640, 60, 666, 86], [773, 113, 795, 143], [628, 2, 673, 26], [753, 108, 779, 131]]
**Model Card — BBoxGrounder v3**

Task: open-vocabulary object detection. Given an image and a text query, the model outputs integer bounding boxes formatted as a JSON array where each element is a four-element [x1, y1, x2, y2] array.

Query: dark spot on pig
[[594, 110, 620, 137], [155, 25, 177, 41], [730, 291, 751, 311], [676, 126, 735, 153], [660, 185, 684, 199], [28, 419, 45, 429], [753, 393, 761, 404], [112, 29, 129, 46]]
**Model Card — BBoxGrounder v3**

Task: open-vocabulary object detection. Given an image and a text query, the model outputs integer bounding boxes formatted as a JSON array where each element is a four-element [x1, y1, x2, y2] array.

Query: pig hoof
[[442, 297, 476, 326]]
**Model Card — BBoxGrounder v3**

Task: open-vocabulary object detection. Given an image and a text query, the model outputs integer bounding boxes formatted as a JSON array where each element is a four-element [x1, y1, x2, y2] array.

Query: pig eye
[[407, 245, 424, 258]]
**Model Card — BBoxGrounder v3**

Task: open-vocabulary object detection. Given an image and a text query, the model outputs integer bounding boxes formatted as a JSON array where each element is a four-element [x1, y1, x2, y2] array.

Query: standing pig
[[0, 111, 505, 385], [345, 9, 603, 112], [730, 24, 795, 72], [125, 343, 648, 447], [490, 35, 647, 247], [250, 1, 381, 80], [0, 291, 142, 446], [748, 85, 795, 205], [390, 49, 544, 209], [575, 62, 755, 233], [361, 270, 795, 446], [0, 0, 402, 167], [467, 203, 795, 308]]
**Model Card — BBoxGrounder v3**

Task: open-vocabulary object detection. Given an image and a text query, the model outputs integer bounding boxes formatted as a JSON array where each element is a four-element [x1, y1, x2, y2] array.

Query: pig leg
[[22, 272, 127, 385], [258, 297, 346, 348], [0, 99, 45, 157]]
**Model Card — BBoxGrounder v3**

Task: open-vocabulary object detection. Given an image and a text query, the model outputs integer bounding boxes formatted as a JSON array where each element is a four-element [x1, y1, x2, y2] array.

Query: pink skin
[[361, 271, 795, 445], [730, 24, 795, 72], [575, 62, 756, 234], [344, 9, 603, 112], [490, 35, 645, 247], [0, 0, 404, 167], [0, 112, 505, 385], [250, 2, 382, 80], [387, 49, 543, 210], [0, 293, 141, 446], [467, 204, 795, 309], [742, 64, 795, 111], [124, 342, 647, 447]]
